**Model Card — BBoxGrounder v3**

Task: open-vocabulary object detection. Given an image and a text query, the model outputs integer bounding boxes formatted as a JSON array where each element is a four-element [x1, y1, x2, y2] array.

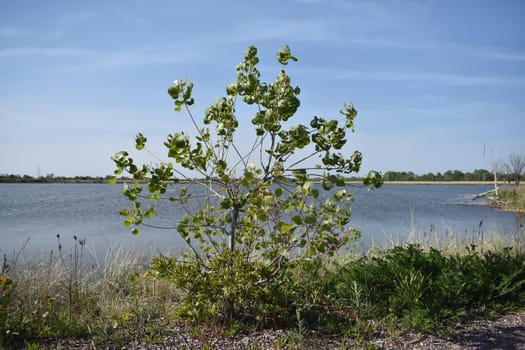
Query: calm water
[[0, 183, 522, 256]]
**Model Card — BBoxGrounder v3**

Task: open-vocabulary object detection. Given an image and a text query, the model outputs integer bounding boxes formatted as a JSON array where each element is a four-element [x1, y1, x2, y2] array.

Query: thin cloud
[[336, 36, 441, 50], [44, 12, 96, 40], [0, 27, 31, 37], [480, 50, 525, 62], [293, 0, 432, 14], [1, 13, 96, 41], [0, 46, 200, 67], [77, 50, 201, 68], [225, 18, 335, 44], [305, 67, 524, 87], [0, 47, 94, 58]]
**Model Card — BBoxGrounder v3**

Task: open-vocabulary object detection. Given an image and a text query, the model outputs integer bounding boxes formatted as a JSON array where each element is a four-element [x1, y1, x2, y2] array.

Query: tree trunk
[[493, 170, 499, 198], [229, 202, 239, 251]]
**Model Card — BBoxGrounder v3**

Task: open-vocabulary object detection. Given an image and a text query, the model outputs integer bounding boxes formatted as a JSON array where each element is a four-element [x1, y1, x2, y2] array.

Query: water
[[0, 183, 522, 257], [349, 184, 522, 248]]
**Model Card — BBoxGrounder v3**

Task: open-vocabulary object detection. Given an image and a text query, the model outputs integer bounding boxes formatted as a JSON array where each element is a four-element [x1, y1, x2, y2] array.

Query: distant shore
[[350, 180, 498, 185], [0, 175, 514, 187], [0, 179, 501, 185]]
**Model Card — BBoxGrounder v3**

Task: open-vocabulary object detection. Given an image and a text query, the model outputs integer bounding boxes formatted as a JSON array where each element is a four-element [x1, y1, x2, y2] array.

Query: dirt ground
[[43, 311, 525, 349]]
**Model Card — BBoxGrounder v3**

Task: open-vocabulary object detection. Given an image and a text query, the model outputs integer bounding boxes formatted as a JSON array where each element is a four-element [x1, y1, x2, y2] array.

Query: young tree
[[111, 45, 381, 321]]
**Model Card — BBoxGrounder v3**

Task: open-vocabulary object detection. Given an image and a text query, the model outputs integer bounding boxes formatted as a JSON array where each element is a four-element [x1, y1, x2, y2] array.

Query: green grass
[[1, 234, 525, 349], [498, 187, 525, 212]]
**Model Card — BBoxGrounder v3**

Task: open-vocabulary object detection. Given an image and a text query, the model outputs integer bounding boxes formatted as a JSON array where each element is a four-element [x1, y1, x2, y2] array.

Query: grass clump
[[498, 187, 525, 212]]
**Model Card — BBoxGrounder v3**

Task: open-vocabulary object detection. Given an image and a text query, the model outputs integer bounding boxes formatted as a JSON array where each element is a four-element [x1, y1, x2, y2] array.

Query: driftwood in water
[[462, 188, 511, 209], [466, 189, 498, 202]]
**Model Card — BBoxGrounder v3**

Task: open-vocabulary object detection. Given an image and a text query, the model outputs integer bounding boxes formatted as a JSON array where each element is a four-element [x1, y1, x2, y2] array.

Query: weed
[[224, 320, 243, 338], [23, 341, 40, 350]]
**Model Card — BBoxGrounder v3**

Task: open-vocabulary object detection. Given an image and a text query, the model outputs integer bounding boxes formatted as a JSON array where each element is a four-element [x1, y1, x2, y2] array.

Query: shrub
[[326, 244, 525, 333]]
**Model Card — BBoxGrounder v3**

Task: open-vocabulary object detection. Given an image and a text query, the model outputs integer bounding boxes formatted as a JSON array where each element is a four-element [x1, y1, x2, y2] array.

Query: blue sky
[[1, 0, 524, 177]]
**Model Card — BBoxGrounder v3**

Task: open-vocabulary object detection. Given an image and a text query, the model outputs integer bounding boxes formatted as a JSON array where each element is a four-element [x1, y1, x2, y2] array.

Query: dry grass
[[1, 239, 181, 348]]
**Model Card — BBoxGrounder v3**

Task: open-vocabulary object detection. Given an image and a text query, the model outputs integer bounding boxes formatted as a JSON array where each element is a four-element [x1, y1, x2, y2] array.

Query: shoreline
[[350, 180, 498, 185], [0, 180, 502, 185]]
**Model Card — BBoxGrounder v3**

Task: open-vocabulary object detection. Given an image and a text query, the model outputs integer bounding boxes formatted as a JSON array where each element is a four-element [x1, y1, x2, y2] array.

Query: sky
[[1, 0, 524, 177]]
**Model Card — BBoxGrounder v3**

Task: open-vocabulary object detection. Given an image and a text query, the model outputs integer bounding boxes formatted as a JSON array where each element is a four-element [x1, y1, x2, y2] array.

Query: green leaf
[[303, 181, 313, 193], [144, 207, 155, 219], [220, 198, 233, 210], [216, 160, 228, 173], [124, 217, 134, 227], [279, 222, 295, 234], [334, 189, 347, 200], [291, 216, 302, 225], [304, 215, 317, 225]]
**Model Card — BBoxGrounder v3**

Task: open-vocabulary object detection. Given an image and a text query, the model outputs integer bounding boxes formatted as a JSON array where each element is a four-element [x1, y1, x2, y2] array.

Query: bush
[[151, 249, 292, 325], [320, 244, 525, 333]]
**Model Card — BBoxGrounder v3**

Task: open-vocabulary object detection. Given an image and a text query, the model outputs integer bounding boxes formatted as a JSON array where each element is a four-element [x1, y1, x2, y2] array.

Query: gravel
[[42, 311, 525, 350]]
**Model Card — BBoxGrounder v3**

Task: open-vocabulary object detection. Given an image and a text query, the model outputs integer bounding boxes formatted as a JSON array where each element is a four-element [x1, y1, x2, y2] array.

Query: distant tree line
[[382, 154, 525, 186], [2, 153, 523, 186], [381, 169, 494, 182], [0, 170, 516, 184], [0, 174, 113, 183]]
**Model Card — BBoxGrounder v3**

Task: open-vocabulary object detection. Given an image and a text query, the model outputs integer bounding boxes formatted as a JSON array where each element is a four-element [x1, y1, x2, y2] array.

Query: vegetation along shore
[[0, 168, 519, 184], [1, 234, 524, 349]]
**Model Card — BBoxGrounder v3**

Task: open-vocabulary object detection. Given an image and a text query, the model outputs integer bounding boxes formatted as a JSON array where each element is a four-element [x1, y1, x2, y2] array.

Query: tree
[[491, 159, 501, 197], [420, 172, 437, 181], [382, 171, 415, 181], [111, 45, 381, 322], [506, 154, 525, 187], [443, 170, 464, 181], [466, 169, 493, 182]]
